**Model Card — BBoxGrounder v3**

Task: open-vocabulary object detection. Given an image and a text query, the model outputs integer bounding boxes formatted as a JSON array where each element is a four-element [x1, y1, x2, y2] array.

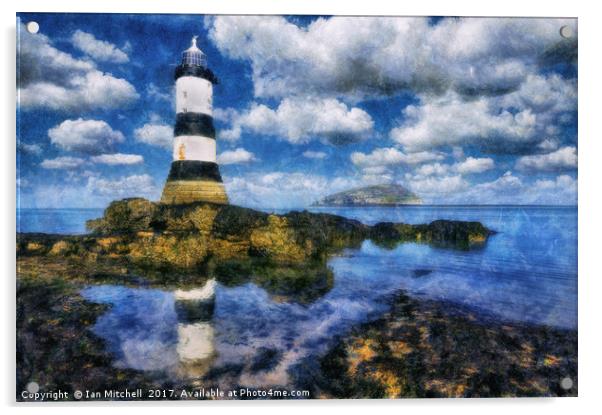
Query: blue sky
[[16, 13, 577, 208]]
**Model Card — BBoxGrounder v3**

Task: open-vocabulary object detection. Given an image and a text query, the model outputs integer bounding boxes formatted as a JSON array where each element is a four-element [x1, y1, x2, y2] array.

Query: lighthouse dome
[[182, 36, 206, 67]]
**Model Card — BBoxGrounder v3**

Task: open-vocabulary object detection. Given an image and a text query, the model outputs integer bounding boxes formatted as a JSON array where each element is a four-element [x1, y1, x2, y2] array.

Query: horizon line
[[18, 204, 578, 210]]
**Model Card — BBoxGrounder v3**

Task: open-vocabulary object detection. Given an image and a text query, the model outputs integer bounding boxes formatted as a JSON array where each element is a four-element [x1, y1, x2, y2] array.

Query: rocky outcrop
[[19, 198, 491, 264], [17, 198, 493, 289]]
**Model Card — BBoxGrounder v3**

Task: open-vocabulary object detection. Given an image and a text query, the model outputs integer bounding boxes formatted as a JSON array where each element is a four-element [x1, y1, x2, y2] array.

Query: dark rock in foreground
[[310, 292, 577, 398]]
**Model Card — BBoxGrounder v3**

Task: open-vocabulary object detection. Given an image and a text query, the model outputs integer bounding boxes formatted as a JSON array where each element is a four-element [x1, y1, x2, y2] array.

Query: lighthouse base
[[160, 160, 229, 205], [161, 180, 229, 205]]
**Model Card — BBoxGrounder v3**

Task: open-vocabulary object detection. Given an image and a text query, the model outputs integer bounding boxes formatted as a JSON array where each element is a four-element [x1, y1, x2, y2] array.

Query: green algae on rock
[[17, 198, 494, 283]]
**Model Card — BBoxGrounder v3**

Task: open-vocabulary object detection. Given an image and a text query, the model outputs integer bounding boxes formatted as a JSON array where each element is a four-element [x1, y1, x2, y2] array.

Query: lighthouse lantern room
[[161, 36, 228, 205]]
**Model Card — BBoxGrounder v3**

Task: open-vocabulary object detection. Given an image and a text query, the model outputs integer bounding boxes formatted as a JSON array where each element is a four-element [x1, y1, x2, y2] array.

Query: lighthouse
[[161, 36, 228, 205]]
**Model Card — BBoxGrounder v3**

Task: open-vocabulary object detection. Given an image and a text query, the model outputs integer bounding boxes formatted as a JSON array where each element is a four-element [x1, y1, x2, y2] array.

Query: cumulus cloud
[[40, 156, 86, 169], [86, 174, 157, 198], [220, 98, 373, 144], [532, 175, 577, 204], [414, 163, 450, 177], [207, 16, 576, 100], [391, 92, 536, 152], [404, 174, 468, 195], [351, 147, 444, 168], [21, 173, 160, 208], [48, 118, 125, 154], [71, 30, 129, 63], [361, 166, 389, 175], [134, 123, 173, 149], [467, 172, 575, 205], [515, 146, 577, 172], [90, 153, 144, 165], [217, 148, 256, 165], [225, 171, 362, 208], [17, 23, 138, 110], [454, 157, 495, 174], [18, 142, 43, 155], [390, 74, 576, 153], [146, 83, 172, 103], [413, 157, 494, 178], [302, 150, 327, 159]]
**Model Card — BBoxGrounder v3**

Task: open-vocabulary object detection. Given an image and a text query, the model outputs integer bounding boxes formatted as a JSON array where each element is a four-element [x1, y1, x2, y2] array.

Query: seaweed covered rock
[[18, 198, 494, 274], [369, 220, 494, 250], [87, 198, 157, 235]]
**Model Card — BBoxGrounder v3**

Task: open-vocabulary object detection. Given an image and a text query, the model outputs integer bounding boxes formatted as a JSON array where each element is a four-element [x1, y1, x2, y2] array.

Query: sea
[[17, 205, 578, 385]]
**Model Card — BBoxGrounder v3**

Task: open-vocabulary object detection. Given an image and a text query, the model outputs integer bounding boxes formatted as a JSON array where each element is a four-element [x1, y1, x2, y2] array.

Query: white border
[[3, 1, 601, 415]]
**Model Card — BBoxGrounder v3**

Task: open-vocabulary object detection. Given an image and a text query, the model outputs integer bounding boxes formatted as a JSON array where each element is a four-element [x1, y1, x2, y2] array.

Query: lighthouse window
[[183, 91, 187, 98], [183, 107, 187, 113]]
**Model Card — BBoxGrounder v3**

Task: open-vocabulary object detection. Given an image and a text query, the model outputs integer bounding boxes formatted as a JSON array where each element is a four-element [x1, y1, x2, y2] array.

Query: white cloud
[[18, 142, 43, 155], [404, 174, 469, 195], [534, 174, 576, 191], [213, 107, 239, 123], [391, 92, 538, 152], [360, 166, 389, 175], [207, 16, 576, 100], [48, 118, 125, 154], [220, 98, 373, 144], [225, 171, 361, 208], [86, 174, 158, 198], [40, 156, 86, 169], [20, 173, 161, 208], [90, 153, 144, 165], [146, 83, 172, 103], [537, 138, 560, 152], [217, 148, 257, 165], [453, 157, 495, 174], [390, 74, 576, 153], [516, 146, 577, 172], [20, 71, 138, 112], [134, 123, 173, 149], [473, 171, 523, 193], [18, 23, 138, 111], [413, 157, 494, 177], [414, 163, 450, 177], [302, 150, 327, 159], [351, 147, 444, 168], [71, 30, 129, 63]]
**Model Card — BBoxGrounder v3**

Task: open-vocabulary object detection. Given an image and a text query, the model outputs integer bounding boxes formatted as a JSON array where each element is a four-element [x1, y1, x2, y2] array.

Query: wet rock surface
[[307, 293, 577, 398]]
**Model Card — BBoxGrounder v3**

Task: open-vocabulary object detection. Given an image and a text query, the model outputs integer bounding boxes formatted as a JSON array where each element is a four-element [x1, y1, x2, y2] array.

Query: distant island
[[312, 184, 422, 207]]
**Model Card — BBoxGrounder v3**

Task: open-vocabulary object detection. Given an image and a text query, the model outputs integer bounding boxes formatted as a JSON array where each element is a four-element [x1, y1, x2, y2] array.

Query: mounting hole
[[26, 381, 40, 393], [26, 21, 39, 34], [560, 377, 573, 390], [560, 25, 573, 39]]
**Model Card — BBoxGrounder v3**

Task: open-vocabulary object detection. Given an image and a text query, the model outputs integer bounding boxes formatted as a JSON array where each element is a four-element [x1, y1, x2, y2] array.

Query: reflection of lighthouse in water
[[173, 278, 217, 378]]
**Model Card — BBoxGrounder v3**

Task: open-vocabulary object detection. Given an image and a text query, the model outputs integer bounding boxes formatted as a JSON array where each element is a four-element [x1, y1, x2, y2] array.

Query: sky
[[16, 13, 578, 208]]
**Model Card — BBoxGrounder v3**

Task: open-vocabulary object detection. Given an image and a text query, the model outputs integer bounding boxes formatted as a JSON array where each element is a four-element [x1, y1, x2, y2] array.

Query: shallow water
[[71, 206, 577, 388]]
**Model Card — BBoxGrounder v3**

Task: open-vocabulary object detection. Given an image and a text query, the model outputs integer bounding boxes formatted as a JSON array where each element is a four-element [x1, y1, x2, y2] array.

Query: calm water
[[17, 208, 104, 234], [19, 206, 578, 387]]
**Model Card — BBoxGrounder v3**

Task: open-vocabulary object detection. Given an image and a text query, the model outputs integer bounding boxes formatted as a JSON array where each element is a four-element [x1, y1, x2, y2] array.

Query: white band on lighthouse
[[173, 135, 216, 163], [176, 77, 213, 116]]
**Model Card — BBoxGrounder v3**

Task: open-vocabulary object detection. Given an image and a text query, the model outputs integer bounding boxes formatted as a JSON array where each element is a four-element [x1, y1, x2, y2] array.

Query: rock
[[20, 198, 493, 277]]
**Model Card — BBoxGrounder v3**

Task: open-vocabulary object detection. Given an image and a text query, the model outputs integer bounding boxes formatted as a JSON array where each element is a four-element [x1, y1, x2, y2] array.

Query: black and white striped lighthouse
[[161, 36, 228, 205]]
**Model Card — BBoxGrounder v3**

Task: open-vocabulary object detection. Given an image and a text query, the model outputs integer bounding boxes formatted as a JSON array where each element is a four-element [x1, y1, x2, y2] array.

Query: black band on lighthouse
[[174, 112, 216, 138], [175, 64, 219, 84], [167, 160, 224, 182]]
